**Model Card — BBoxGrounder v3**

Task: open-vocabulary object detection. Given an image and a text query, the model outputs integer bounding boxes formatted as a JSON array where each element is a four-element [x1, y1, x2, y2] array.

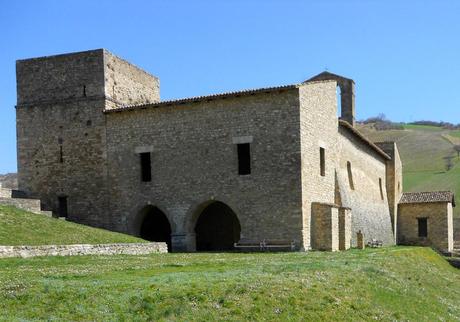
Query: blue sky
[[1, 0, 460, 173]]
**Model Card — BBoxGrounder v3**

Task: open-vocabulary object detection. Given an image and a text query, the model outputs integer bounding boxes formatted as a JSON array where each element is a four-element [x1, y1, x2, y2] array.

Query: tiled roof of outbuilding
[[399, 191, 455, 206]]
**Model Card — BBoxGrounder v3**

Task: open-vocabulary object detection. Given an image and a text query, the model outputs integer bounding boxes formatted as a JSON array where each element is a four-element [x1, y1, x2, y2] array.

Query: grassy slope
[[358, 123, 460, 217], [0, 247, 459, 320], [0, 205, 146, 245]]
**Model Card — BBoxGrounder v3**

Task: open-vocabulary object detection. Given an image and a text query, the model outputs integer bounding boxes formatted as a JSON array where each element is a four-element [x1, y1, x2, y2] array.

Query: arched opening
[[194, 201, 241, 251], [336, 85, 342, 117], [139, 206, 172, 250]]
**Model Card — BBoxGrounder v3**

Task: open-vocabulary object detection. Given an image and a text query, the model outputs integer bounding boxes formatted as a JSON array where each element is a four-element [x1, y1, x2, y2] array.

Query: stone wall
[[16, 50, 105, 105], [336, 127, 395, 246], [398, 202, 453, 253], [299, 81, 338, 250], [0, 197, 41, 213], [0, 243, 167, 259], [104, 50, 160, 108], [16, 49, 159, 227], [105, 89, 304, 251], [375, 142, 403, 243], [339, 207, 352, 250], [311, 203, 339, 251]]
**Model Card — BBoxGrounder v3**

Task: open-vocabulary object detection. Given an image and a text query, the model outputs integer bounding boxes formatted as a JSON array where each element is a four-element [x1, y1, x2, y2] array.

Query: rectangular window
[[237, 143, 251, 175], [59, 145, 63, 163], [418, 218, 428, 238], [320, 147, 325, 176], [140, 152, 152, 182], [58, 196, 68, 218]]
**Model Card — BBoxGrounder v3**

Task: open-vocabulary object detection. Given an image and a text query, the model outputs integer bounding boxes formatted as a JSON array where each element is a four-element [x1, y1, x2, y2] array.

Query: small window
[[398, 181, 401, 193], [379, 178, 384, 200], [320, 147, 325, 176], [237, 143, 251, 175], [58, 196, 68, 218], [59, 145, 64, 163], [140, 152, 152, 182], [418, 218, 428, 237], [347, 161, 354, 190]]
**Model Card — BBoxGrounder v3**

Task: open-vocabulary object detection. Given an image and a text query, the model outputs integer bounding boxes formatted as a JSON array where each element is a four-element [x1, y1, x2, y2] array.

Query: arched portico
[[136, 205, 172, 251], [189, 201, 241, 251]]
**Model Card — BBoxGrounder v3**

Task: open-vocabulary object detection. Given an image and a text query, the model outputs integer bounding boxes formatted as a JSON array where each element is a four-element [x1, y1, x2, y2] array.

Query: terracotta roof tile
[[105, 84, 300, 113], [399, 191, 455, 206]]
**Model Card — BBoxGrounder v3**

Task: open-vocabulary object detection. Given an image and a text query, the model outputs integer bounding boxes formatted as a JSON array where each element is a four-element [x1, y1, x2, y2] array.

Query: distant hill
[[358, 123, 460, 217], [0, 173, 17, 189]]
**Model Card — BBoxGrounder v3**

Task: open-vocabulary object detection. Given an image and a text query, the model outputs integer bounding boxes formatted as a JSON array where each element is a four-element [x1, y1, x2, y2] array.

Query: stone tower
[[16, 49, 159, 226]]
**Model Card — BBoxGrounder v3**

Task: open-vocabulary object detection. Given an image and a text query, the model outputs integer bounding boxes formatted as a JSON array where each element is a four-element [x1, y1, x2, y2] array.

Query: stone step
[[39, 210, 53, 217]]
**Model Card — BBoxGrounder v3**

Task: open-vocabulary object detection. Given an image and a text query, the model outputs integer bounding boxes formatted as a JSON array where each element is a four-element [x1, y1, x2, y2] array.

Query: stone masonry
[[398, 192, 455, 253], [14, 49, 454, 252], [0, 242, 167, 259]]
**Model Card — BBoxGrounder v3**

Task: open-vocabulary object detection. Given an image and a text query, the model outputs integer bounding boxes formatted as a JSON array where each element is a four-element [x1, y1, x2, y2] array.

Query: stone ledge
[[0, 242, 167, 258]]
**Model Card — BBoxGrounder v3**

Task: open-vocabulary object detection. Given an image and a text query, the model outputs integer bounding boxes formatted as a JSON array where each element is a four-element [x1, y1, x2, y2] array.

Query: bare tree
[[444, 155, 454, 171], [454, 145, 460, 158]]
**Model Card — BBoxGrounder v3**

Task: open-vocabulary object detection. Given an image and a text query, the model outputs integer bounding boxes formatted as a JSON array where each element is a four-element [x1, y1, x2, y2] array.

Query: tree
[[454, 145, 460, 158], [443, 155, 454, 171]]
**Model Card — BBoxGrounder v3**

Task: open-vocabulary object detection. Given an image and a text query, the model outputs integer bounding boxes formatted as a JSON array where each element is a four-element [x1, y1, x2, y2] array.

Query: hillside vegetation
[[0, 205, 146, 245], [358, 123, 460, 217], [0, 247, 459, 320]]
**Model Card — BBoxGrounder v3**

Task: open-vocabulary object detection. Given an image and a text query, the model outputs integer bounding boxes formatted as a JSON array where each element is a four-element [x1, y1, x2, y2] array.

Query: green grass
[[449, 130, 460, 138], [0, 247, 459, 320], [0, 205, 146, 245], [358, 123, 460, 217], [402, 124, 445, 131]]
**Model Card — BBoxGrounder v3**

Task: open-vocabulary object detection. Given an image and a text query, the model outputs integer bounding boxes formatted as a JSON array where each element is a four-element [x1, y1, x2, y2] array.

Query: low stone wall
[[0, 242, 167, 258], [0, 197, 41, 213]]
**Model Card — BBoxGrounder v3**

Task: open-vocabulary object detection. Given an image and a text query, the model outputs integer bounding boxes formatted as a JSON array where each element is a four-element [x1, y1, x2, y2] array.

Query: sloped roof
[[105, 84, 300, 113], [304, 71, 354, 83], [339, 120, 391, 160], [399, 191, 455, 206]]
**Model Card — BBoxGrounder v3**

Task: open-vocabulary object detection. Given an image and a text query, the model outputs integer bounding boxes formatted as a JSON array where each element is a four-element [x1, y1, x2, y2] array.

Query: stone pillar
[[339, 207, 352, 251], [171, 233, 196, 252], [311, 203, 339, 251], [357, 230, 365, 250]]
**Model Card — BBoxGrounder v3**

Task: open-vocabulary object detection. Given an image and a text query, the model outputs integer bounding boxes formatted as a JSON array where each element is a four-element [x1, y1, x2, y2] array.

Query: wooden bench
[[234, 239, 296, 252], [367, 239, 383, 248]]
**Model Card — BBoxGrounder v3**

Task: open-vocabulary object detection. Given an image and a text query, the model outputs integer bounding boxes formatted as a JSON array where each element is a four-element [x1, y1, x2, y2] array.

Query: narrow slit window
[[58, 196, 68, 218], [140, 152, 152, 182], [379, 178, 384, 200], [237, 143, 251, 175], [347, 161, 354, 190], [59, 145, 63, 163], [83, 85, 87, 97], [320, 147, 325, 176], [418, 218, 428, 237]]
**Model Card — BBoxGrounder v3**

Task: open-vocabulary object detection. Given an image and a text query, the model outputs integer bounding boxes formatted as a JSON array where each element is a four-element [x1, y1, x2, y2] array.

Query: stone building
[[13, 49, 454, 252], [398, 191, 455, 253]]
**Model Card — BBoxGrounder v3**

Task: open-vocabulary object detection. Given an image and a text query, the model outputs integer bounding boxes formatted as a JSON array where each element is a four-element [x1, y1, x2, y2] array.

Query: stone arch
[[135, 205, 173, 251], [186, 200, 241, 251]]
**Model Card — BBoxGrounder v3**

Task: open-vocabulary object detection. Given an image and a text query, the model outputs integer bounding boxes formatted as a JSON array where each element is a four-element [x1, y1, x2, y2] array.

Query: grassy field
[[0, 247, 458, 321], [0, 205, 145, 245], [358, 123, 460, 217]]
